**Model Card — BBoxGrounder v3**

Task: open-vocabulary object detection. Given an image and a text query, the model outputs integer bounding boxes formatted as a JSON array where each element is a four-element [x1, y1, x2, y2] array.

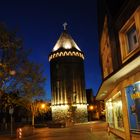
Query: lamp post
[[9, 107, 14, 136], [40, 103, 46, 123], [0, 63, 16, 133]]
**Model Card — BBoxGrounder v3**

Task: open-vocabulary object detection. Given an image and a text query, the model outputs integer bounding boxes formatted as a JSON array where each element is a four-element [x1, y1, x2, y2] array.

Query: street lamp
[[41, 103, 45, 109], [89, 105, 94, 111], [40, 103, 47, 124], [9, 70, 16, 76]]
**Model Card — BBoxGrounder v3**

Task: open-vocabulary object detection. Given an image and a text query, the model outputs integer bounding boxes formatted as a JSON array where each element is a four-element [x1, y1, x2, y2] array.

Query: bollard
[[90, 126, 93, 132], [17, 128, 22, 139], [107, 123, 110, 136]]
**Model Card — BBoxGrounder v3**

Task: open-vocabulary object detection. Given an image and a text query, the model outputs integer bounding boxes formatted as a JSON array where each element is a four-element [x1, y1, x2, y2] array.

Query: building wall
[[51, 105, 69, 122], [51, 104, 88, 123], [86, 89, 105, 121], [100, 16, 113, 78], [98, 0, 140, 79], [50, 53, 87, 123], [98, 0, 140, 139], [105, 70, 140, 139], [50, 56, 87, 105]]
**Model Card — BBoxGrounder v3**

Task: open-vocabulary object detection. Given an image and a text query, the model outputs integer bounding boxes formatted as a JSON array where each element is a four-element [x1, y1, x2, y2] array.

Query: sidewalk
[[77, 121, 123, 140], [0, 131, 16, 140], [91, 130, 123, 140], [0, 135, 15, 140], [0, 121, 123, 140]]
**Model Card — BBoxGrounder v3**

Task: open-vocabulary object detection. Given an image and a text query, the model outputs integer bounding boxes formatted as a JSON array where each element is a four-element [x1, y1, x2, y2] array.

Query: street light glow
[[9, 70, 16, 76], [89, 105, 94, 110], [41, 103, 45, 109]]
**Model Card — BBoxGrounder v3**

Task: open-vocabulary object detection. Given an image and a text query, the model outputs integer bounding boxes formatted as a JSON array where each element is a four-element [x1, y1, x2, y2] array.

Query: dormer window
[[119, 7, 140, 63]]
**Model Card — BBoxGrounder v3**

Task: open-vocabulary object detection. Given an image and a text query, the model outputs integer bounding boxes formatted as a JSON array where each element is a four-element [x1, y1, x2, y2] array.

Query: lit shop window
[[119, 7, 140, 63], [125, 81, 140, 132], [106, 101, 114, 127], [106, 92, 124, 130]]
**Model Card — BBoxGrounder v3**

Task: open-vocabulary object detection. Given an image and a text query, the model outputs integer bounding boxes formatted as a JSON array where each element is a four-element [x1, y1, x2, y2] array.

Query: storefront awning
[[96, 56, 140, 100]]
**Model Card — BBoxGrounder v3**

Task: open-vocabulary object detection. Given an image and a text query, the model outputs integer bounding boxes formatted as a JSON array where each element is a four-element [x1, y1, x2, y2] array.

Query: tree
[[0, 23, 21, 93], [14, 60, 47, 126], [29, 100, 50, 126], [0, 91, 19, 130], [0, 23, 47, 126]]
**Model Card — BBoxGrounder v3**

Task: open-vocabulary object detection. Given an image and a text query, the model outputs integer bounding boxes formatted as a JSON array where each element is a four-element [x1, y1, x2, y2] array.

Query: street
[[18, 121, 122, 140]]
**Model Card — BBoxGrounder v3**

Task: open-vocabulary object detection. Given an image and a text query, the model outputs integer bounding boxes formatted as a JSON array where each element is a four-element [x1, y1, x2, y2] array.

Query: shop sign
[[131, 92, 140, 100]]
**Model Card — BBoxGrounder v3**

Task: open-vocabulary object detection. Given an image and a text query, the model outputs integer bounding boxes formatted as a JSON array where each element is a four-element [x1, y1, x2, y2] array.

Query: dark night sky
[[0, 0, 102, 99]]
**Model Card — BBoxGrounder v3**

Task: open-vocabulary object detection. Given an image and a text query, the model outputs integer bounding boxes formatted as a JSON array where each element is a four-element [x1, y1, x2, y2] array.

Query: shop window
[[106, 92, 124, 130], [125, 81, 140, 132], [119, 7, 140, 63], [106, 101, 114, 128]]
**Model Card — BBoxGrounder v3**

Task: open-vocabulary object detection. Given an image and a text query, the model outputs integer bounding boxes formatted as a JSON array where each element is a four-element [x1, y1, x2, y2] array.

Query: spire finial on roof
[[63, 22, 68, 30]]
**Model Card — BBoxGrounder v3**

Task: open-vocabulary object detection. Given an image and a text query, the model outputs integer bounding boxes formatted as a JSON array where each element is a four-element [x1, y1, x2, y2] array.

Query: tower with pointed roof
[[49, 24, 87, 123]]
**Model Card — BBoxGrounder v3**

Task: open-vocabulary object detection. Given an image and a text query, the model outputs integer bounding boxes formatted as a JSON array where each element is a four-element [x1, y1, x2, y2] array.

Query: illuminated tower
[[49, 23, 87, 123]]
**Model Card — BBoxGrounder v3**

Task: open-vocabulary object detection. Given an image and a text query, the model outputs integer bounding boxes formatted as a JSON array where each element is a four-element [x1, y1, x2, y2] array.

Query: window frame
[[119, 7, 140, 63]]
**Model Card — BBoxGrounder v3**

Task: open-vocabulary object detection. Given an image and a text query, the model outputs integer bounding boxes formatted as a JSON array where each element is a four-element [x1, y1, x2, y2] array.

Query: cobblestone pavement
[[0, 121, 123, 140]]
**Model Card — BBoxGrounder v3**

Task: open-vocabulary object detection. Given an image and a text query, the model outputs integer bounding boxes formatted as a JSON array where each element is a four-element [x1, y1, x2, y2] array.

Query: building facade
[[86, 89, 105, 121], [97, 0, 140, 139], [49, 26, 87, 124]]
